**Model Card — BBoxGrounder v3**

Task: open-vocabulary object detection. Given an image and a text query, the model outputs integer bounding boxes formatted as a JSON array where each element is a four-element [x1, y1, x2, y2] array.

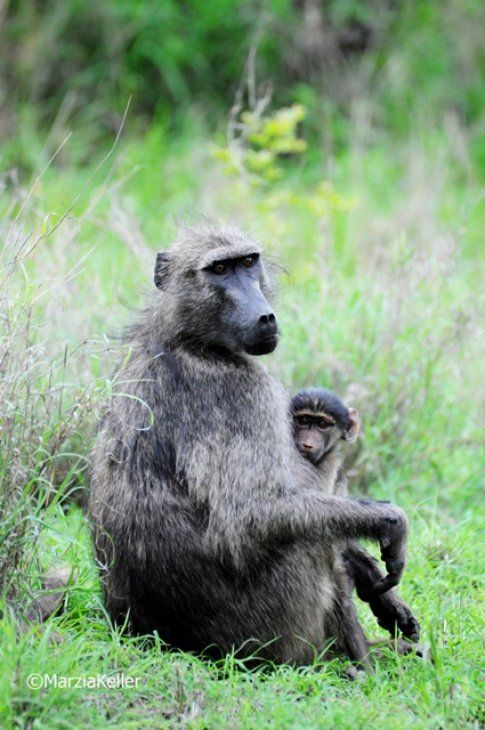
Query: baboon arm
[[343, 541, 420, 641], [332, 468, 348, 496], [343, 541, 393, 601], [249, 492, 408, 591]]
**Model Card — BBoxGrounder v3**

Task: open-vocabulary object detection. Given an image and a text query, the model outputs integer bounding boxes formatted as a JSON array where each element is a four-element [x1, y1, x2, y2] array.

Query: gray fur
[[89, 223, 410, 665]]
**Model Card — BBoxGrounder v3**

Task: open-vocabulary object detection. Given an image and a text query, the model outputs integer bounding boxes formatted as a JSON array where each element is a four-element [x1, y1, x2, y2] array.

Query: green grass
[[0, 115, 484, 727], [1, 505, 483, 728]]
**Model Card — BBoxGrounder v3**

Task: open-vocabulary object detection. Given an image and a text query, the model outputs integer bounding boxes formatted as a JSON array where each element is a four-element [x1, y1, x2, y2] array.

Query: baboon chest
[[170, 360, 291, 488]]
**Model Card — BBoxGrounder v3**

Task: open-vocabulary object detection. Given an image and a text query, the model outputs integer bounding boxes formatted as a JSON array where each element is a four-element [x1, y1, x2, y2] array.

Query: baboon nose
[[258, 312, 277, 336]]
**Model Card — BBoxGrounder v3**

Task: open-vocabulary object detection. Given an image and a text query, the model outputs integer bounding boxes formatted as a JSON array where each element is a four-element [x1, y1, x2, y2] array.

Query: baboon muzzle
[[198, 250, 280, 357], [248, 311, 278, 355], [228, 280, 278, 355]]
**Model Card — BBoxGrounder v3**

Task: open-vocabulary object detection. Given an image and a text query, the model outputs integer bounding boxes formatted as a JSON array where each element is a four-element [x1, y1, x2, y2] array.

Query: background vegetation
[[0, 0, 483, 727]]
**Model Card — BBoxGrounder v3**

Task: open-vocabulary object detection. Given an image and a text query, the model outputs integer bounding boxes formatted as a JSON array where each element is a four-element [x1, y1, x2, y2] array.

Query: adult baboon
[[291, 388, 420, 641], [89, 224, 412, 667]]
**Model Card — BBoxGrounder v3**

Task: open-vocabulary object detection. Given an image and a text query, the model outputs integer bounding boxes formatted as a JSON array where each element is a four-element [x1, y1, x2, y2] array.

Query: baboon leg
[[332, 573, 373, 672], [342, 618, 372, 671], [343, 541, 420, 642]]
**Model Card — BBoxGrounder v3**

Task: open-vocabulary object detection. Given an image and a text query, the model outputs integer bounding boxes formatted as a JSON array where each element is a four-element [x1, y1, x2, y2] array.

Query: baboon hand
[[369, 591, 420, 642], [373, 503, 408, 595]]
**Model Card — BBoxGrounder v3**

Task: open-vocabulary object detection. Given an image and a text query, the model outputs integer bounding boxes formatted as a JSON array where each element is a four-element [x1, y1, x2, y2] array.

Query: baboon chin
[[89, 222, 413, 667]]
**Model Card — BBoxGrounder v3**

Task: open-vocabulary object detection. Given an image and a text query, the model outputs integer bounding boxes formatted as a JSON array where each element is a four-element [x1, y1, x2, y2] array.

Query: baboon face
[[293, 413, 342, 464], [291, 388, 360, 465], [202, 252, 278, 355], [155, 232, 279, 356]]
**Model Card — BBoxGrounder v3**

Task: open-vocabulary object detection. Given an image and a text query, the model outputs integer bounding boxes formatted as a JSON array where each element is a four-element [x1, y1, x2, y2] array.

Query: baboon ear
[[344, 408, 360, 442], [154, 252, 173, 290]]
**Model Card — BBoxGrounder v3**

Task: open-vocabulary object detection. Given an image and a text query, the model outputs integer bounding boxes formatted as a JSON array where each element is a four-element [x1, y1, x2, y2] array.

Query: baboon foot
[[342, 664, 369, 681], [367, 638, 424, 658], [22, 566, 74, 625]]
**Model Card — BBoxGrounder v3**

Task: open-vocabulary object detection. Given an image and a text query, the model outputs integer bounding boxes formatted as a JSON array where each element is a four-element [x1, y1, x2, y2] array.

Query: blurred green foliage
[[214, 103, 308, 184], [2, 0, 293, 120], [1, 0, 483, 171]]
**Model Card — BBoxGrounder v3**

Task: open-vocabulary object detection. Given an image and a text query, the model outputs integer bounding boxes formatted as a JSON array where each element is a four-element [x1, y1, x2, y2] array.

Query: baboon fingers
[[375, 613, 420, 642], [400, 615, 420, 642], [372, 573, 400, 595], [370, 594, 421, 642]]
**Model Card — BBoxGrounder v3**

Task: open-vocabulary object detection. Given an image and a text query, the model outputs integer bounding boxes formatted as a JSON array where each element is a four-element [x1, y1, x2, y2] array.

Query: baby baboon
[[291, 388, 420, 641], [291, 387, 360, 494], [89, 223, 415, 667]]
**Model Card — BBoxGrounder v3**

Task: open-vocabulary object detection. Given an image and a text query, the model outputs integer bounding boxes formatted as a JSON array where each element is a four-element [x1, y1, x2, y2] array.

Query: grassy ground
[[0, 113, 483, 727]]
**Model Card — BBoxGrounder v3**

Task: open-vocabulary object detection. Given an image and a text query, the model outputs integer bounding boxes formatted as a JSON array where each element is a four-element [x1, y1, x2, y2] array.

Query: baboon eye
[[296, 416, 309, 426], [318, 420, 332, 430], [242, 256, 256, 268], [212, 262, 227, 275]]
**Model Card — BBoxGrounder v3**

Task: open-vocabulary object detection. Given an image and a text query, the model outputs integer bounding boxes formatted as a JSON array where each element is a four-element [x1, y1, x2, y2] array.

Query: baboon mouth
[[246, 335, 279, 356]]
